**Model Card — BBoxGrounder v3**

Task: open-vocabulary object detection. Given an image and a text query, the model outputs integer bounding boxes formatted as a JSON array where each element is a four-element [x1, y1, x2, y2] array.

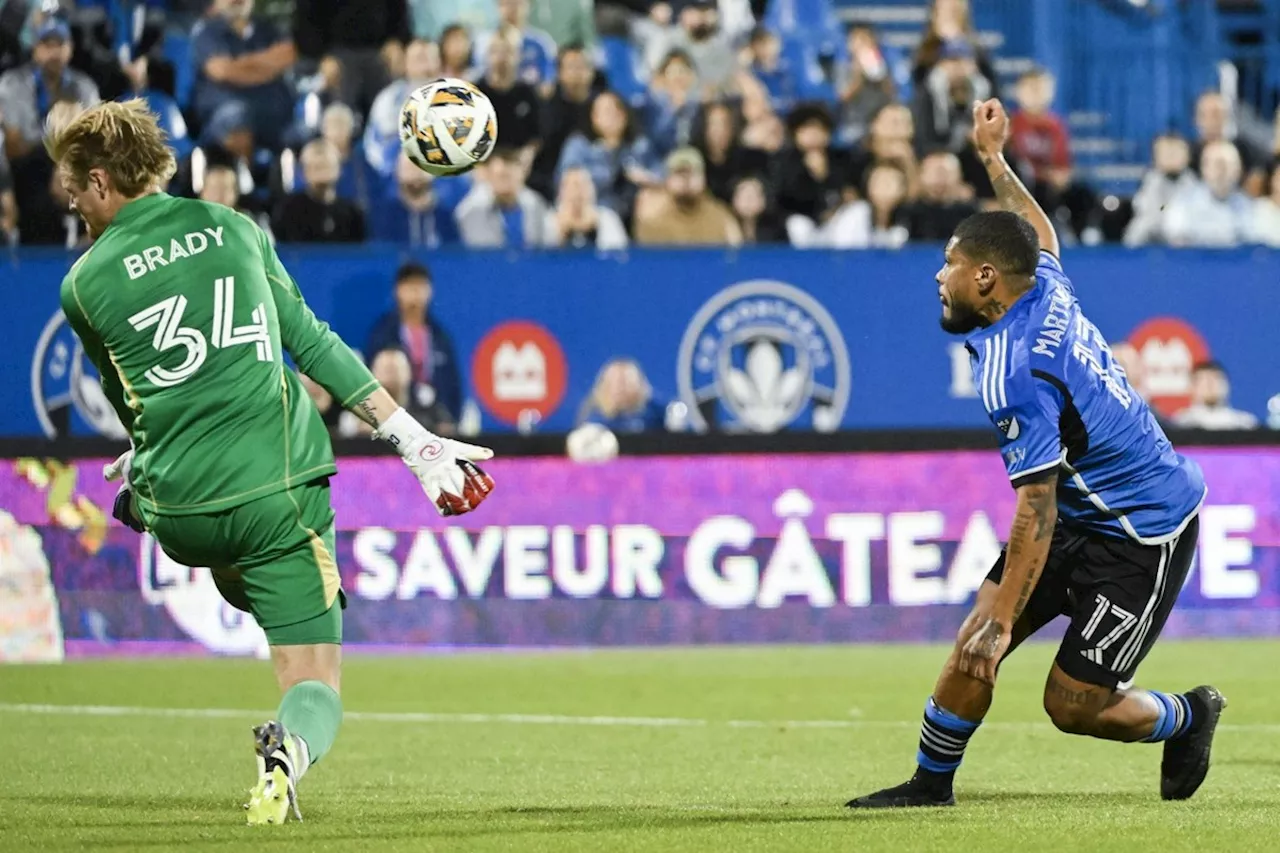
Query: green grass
[[0, 640, 1276, 852]]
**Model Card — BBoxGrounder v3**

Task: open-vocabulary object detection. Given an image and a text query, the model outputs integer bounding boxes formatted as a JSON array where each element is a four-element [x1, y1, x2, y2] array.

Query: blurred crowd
[[5, 0, 1280, 250]]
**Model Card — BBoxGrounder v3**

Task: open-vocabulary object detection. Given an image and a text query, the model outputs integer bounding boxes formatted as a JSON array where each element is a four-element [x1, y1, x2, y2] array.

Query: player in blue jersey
[[846, 99, 1226, 809]]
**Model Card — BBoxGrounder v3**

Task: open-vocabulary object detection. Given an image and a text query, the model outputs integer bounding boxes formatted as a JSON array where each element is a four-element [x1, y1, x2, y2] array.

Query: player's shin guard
[[916, 697, 981, 781], [1139, 690, 1195, 743], [277, 680, 343, 778]]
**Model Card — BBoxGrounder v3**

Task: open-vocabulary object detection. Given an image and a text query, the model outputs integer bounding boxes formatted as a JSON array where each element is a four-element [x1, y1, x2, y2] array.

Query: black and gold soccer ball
[[399, 78, 498, 176]]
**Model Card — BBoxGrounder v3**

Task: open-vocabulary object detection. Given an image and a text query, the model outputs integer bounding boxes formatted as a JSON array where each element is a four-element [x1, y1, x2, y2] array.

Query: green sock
[[277, 680, 342, 777]]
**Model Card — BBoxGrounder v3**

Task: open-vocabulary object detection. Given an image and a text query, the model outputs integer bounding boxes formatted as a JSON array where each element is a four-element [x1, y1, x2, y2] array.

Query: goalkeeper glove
[[103, 447, 145, 533], [374, 408, 495, 516]]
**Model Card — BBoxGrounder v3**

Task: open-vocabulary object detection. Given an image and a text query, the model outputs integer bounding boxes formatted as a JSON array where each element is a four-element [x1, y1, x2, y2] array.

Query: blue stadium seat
[[163, 29, 194, 110]]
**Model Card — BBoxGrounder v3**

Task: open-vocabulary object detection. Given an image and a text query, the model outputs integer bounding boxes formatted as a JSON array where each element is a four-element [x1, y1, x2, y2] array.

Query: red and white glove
[[375, 409, 495, 516]]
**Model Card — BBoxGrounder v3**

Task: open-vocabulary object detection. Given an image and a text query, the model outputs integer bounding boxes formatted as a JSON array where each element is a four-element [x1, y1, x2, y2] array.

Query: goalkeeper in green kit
[[48, 100, 497, 825]]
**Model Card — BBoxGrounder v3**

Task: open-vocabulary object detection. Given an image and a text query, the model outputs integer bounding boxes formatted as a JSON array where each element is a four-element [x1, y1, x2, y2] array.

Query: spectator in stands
[[739, 75, 786, 155], [293, 0, 411, 115], [642, 0, 737, 95], [370, 152, 464, 245], [1251, 161, 1280, 247], [849, 102, 919, 195], [411, 0, 498, 43], [864, 162, 910, 248], [272, 138, 366, 242], [578, 358, 666, 433], [643, 49, 701, 157], [438, 23, 477, 80], [477, 27, 542, 158], [546, 165, 629, 249], [912, 38, 989, 158], [339, 348, 457, 435], [529, 44, 600, 199], [192, 0, 297, 151], [746, 26, 803, 114], [291, 54, 345, 145], [0, 149, 14, 244], [912, 0, 996, 94], [1009, 66, 1097, 240], [365, 37, 440, 178], [557, 90, 661, 220], [693, 100, 766, 203], [298, 372, 344, 433], [199, 162, 273, 234], [835, 24, 898, 148], [1173, 361, 1258, 430], [1124, 132, 1196, 247], [120, 56, 192, 159], [0, 18, 99, 245], [1161, 140, 1252, 248], [1191, 91, 1264, 195], [364, 260, 463, 426], [181, 100, 279, 214], [634, 146, 741, 245], [529, 0, 597, 52], [897, 150, 976, 241], [730, 173, 787, 245], [37, 162, 91, 248], [319, 102, 370, 207], [774, 103, 866, 247], [455, 146, 554, 247], [475, 0, 557, 89]]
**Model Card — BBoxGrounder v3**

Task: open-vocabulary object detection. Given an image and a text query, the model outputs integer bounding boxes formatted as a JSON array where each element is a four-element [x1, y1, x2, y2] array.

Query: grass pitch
[[0, 640, 1277, 852]]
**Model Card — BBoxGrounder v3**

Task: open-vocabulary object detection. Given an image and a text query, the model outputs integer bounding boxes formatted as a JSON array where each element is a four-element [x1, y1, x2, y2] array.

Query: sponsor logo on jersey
[[677, 281, 851, 433], [30, 311, 128, 439], [1004, 446, 1027, 468], [997, 415, 1020, 440], [1126, 317, 1210, 418], [471, 320, 567, 427]]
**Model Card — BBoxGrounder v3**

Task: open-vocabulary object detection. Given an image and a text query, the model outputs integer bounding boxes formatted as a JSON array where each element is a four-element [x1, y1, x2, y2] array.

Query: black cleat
[[1161, 685, 1227, 801], [846, 776, 956, 809]]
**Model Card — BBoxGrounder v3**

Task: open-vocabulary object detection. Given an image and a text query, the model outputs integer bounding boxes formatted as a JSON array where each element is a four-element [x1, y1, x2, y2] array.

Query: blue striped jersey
[[965, 252, 1205, 544]]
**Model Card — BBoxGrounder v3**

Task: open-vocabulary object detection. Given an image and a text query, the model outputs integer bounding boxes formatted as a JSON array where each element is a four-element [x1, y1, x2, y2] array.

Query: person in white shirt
[[1161, 140, 1253, 247], [1251, 161, 1280, 247], [1173, 361, 1259, 430]]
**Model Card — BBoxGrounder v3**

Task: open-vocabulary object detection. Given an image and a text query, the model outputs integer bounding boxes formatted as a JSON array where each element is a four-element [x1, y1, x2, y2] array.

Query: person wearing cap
[[191, 0, 297, 152], [0, 18, 99, 161], [0, 16, 100, 245], [634, 146, 741, 246], [911, 36, 991, 157]]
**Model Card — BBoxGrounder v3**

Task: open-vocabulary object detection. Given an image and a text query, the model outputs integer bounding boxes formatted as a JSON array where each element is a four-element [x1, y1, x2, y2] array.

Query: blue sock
[[1141, 691, 1194, 742], [916, 697, 982, 776]]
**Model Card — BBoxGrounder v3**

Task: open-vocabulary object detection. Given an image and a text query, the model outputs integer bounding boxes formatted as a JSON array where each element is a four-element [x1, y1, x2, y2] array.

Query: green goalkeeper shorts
[[140, 478, 345, 646]]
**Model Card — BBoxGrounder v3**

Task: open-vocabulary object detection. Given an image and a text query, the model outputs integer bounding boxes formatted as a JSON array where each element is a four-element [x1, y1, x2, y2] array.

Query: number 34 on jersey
[[128, 276, 273, 387]]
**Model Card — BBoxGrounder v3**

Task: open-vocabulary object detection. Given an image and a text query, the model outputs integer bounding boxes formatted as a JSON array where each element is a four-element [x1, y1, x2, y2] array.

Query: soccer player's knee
[[1042, 691, 1098, 735]]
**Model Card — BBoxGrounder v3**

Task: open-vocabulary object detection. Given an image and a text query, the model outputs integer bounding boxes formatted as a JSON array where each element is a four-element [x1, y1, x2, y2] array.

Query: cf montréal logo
[[31, 311, 127, 439], [677, 281, 851, 433]]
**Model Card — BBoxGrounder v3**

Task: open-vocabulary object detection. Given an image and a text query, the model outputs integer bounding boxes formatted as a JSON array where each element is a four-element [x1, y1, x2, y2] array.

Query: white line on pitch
[[0, 703, 1276, 734]]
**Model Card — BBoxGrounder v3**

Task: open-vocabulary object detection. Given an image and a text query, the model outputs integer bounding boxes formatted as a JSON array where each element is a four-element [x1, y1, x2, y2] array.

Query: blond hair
[[45, 99, 177, 195]]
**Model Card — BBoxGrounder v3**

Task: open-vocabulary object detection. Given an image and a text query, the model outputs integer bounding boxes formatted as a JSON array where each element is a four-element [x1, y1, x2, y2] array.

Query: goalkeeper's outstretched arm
[[971, 98, 1061, 260]]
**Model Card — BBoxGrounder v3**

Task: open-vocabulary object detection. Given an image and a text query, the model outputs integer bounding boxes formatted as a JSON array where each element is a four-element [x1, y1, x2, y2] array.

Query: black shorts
[[985, 516, 1199, 689]]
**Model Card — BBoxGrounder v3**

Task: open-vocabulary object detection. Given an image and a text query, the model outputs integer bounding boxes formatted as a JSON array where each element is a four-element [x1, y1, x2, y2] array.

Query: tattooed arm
[[958, 474, 1058, 685], [971, 98, 1061, 259], [993, 476, 1058, 626]]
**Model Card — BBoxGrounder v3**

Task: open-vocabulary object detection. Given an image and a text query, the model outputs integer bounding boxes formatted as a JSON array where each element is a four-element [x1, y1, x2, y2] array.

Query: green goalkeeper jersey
[[60, 193, 379, 516]]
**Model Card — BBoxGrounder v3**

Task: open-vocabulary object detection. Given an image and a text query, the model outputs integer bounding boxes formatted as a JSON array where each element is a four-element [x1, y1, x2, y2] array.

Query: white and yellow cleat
[[244, 721, 303, 825]]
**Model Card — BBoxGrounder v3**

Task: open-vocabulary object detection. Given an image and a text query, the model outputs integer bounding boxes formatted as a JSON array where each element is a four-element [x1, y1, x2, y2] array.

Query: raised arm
[[972, 98, 1061, 259]]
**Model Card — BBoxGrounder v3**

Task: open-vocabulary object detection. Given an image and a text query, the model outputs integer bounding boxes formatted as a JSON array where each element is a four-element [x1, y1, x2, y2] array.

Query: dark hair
[[587, 90, 636, 144], [749, 25, 775, 44], [658, 48, 696, 75], [691, 100, 742, 154], [395, 261, 432, 285], [489, 145, 523, 164], [952, 212, 1039, 276], [1192, 360, 1226, 376], [785, 101, 834, 137]]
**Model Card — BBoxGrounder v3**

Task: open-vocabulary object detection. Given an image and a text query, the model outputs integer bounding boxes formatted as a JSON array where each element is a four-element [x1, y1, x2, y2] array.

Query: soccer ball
[[399, 78, 497, 176]]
